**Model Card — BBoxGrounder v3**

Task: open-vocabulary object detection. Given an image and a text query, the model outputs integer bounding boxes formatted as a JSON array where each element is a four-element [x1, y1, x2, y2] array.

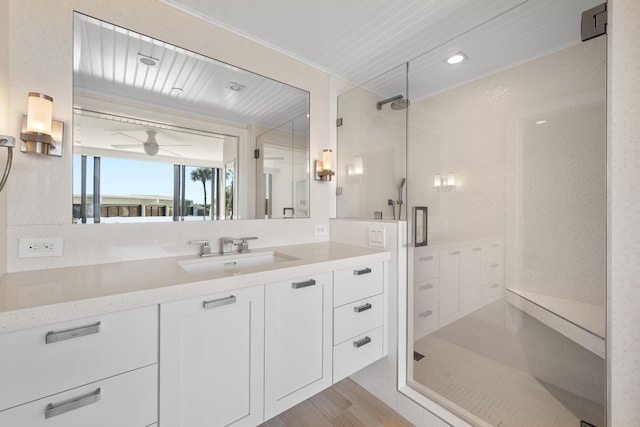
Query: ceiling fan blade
[[158, 147, 182, 157], [111, 132, 144, 142], [110, 144, 141, 148]]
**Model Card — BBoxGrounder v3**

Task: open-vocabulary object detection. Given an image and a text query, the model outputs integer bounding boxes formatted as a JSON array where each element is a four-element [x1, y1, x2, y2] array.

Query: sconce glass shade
[[354, 156, 364, 175], [447, 173, 456, 186], [322, 149, 333, 171], [434, 174, 442, 188], [26, 92, 53, 135]]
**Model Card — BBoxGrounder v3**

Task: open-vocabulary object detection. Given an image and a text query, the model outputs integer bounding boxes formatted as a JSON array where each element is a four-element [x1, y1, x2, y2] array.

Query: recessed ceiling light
[[535, 120, 547, 125], [227, 82, 245, 91], [138, 53, 159, 67], [170, 87, 183, 96], [445, 52, 468, 65]]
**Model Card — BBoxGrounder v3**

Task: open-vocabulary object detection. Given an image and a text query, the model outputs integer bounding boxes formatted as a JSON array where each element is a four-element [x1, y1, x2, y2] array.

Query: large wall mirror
[[72, 12, 310, 223]]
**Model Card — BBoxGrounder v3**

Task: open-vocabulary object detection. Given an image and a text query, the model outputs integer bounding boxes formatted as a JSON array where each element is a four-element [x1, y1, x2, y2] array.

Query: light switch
[[368, 226, 385, 248]]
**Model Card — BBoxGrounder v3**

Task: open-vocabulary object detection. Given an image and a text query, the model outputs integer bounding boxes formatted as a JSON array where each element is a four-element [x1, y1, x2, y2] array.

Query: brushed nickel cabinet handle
[[419, 284, 434, 291], [472, 247, 481, 251], [353, 336, 372, 348], [353, 267, 372, 276], [491, 284, 500, 289], [292, 279, 316, 289], [45, 322, 101, 344], [449, 251, 460, 255], [203, 295, 236, 310], [354, 303, 372, 313], [45, 388, 101, 419], [419, 310, 433, 318], [419, 256, 434, 261]]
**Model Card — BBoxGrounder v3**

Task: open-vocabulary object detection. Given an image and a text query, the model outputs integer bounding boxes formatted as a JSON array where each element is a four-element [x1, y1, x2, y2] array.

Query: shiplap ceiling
[[74, 13, 309, 132], [161, 0, 604, 100]]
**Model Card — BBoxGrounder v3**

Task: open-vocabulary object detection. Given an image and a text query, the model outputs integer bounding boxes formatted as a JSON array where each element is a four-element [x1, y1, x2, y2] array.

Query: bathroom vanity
[[0, 242, 389, 426]]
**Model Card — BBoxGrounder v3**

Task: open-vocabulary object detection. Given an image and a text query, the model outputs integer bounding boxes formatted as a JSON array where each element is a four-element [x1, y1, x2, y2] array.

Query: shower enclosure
[[337, 2, 607, 426]]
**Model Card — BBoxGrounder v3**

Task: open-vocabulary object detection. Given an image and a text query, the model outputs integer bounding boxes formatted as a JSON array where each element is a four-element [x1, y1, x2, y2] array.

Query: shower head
[[377, 95, 406, 110], [391, 98, 410, 110], [399, 178, 406, 189]]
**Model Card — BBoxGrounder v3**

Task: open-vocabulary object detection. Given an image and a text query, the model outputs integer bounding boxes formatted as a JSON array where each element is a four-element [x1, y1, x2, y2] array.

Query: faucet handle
[[190, 240, 213, 257], [239, 237, 257, 253]]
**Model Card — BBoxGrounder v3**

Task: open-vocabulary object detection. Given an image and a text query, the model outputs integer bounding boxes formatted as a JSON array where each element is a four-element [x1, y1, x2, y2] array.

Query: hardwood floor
[[260, 378, 414, 427]]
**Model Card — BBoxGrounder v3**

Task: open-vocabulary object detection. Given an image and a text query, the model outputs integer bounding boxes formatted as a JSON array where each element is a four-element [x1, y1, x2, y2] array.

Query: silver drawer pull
[[449, 251, 460, 255], [203, 295, 236, 310], [490, 284, 500, 289], [45, 322, 101, 344], [354, 303, 372, 313], [472, 247, 481, 251], [353, 267, 372, 276], [419, 284, 434, 291], [419, 310, 433, 318], [45, 388, 101, 419], [292, 279, 316, 289], [491, 243, 500, 248], [353, 336, 372, 348], [419, 256, 434, 261]]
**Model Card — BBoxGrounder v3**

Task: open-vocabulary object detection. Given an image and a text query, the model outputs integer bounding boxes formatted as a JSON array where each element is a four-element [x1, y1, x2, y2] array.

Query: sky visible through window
[[72, 156, 211, 205]]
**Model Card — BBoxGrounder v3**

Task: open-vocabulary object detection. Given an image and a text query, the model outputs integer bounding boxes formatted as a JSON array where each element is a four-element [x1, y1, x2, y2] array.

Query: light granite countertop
[[0, 242, 389, 334]]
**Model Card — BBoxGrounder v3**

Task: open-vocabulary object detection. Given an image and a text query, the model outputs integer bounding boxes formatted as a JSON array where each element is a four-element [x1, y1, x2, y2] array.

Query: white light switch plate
[[314, 224, 328, 236], [367, 226, 385, 248], [19, 238, 64, 258]]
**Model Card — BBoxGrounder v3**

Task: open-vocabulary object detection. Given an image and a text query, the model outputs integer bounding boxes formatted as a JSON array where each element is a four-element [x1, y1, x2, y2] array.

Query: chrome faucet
[[190, 240, 214, 257], [221, 237, 258, 254]]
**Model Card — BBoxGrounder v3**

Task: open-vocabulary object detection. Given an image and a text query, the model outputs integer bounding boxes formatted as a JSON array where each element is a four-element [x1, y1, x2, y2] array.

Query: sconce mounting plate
[[20, 116, 64, 157]]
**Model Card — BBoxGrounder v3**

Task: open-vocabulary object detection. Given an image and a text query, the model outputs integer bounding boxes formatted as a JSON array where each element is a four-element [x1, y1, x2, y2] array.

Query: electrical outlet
[[314, 224, 328, 236], [19, 238, 64, 258]]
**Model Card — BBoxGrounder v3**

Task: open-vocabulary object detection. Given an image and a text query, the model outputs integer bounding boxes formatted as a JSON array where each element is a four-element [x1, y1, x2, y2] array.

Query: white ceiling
[[160, 0, 603, 100]]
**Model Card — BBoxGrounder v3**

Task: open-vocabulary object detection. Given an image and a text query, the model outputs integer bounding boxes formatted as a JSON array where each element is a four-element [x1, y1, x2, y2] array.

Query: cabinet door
[[460, 246, 482, 312], [160, 285, 264, 427], [264, 272, 333, 420], [439, 250, 460, 326]]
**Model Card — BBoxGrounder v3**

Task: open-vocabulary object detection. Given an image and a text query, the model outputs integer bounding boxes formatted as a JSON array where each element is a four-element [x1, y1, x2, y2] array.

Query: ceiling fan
[[111, 130, 191, 156]]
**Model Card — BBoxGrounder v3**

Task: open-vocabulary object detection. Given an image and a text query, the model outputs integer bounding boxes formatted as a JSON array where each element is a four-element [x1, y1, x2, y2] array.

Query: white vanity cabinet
[[0, 305, 158, 426], [264, 272, 333, 420], [159, 284, 264, 427], [332, 262, 385, 382]]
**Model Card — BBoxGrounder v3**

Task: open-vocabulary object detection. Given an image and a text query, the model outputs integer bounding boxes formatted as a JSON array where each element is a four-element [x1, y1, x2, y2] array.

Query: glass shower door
[[406, 9, 607, 427]]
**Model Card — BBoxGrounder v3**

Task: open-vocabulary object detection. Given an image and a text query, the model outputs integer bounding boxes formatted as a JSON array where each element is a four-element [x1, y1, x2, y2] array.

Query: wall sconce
[[20, 92, 64, 156], [315, 149, 335, 181], [347, 156, 364, 181], [434, 173, 457, 191]]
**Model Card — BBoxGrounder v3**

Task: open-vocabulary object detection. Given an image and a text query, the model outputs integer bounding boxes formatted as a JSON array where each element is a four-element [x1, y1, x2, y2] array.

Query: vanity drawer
[[414, 279, 439, 310], [0, 305, 158, 411], [333, 326, 383, 383], [414, 251, 439, 282], [414, 304, 439, 340], [0, 364, 157, 427], [334, 294, 383, 345], [333, 262, 384, 307]]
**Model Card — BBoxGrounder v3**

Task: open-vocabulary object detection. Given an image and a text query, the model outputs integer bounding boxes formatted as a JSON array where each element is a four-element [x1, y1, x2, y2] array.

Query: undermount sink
[[179, 251, 299, 275]]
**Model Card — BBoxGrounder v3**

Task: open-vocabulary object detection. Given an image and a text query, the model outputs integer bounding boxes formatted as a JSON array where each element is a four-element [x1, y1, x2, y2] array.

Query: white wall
[[0, 0, 8, 275], [3, 0, 333, 272], [609, 0, 640, 424]]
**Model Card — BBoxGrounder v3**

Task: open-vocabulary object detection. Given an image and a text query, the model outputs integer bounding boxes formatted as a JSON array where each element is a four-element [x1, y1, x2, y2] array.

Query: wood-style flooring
[[259, 378, 414, 427]]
